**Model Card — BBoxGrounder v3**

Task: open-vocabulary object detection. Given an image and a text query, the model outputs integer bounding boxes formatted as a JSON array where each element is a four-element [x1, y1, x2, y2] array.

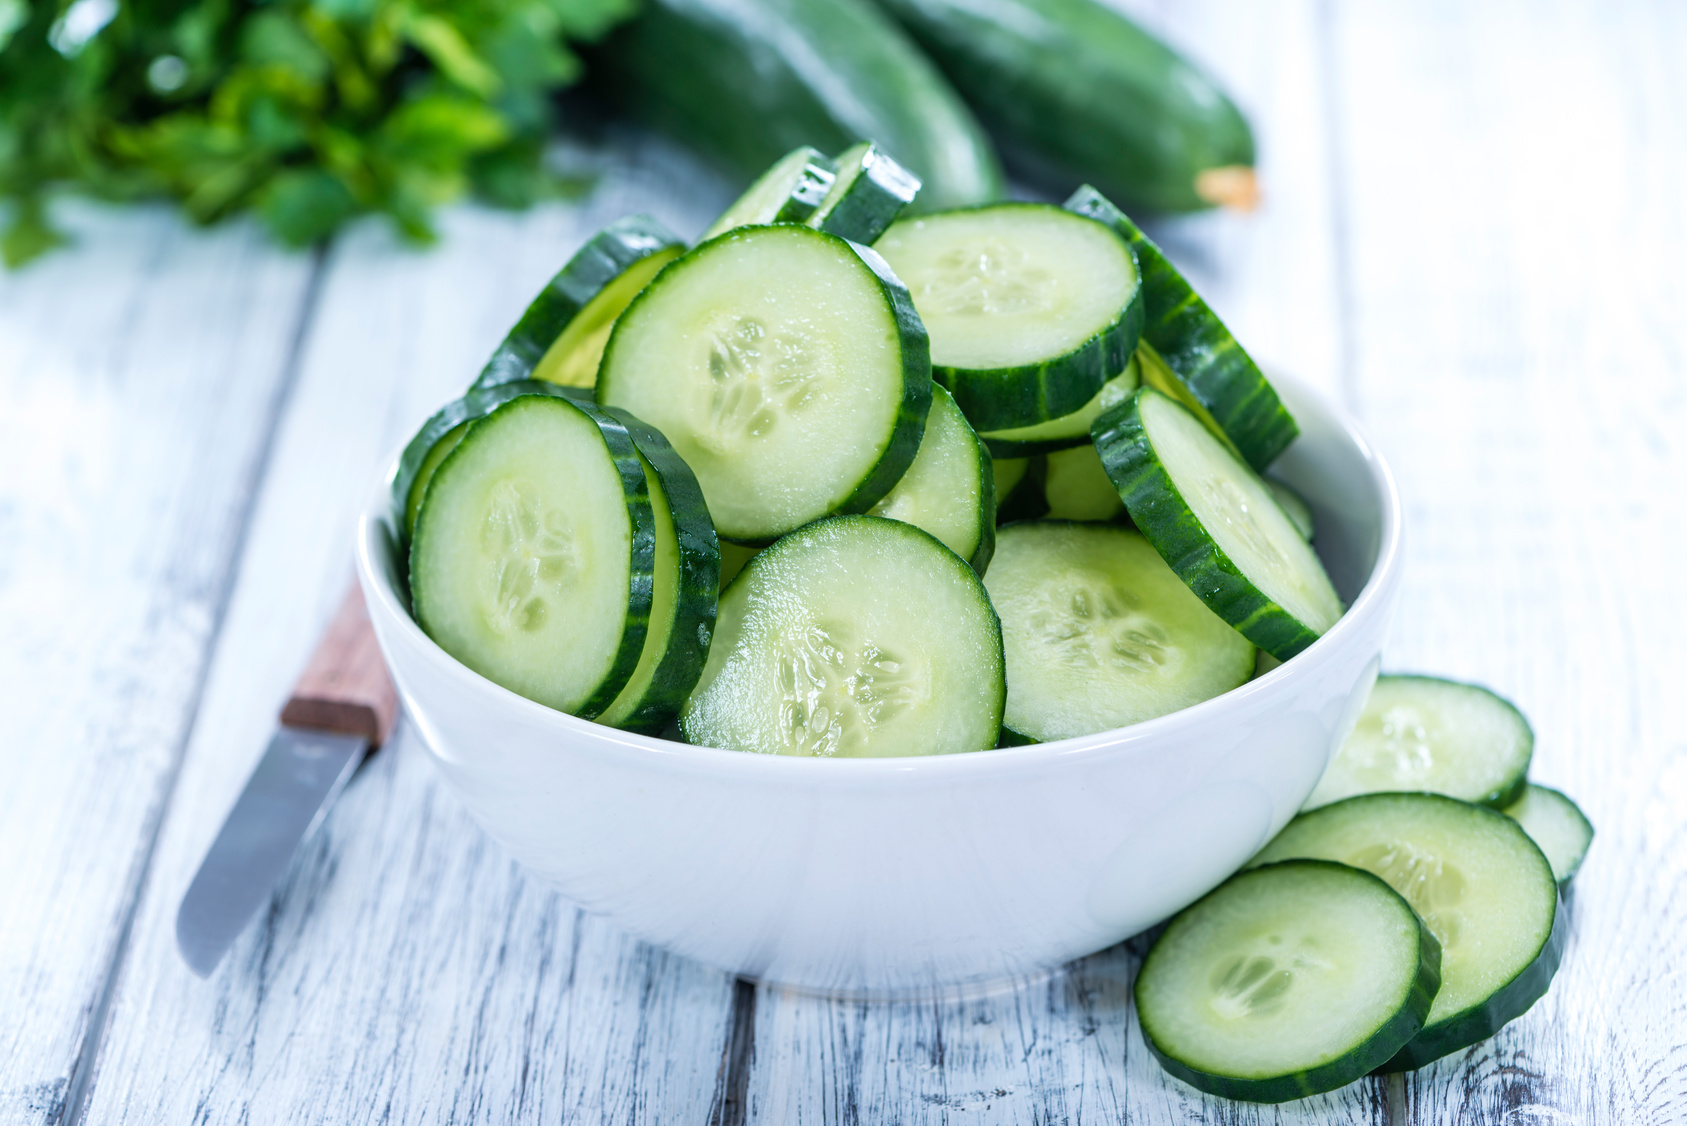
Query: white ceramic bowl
[[358, 377, 1401, 996]]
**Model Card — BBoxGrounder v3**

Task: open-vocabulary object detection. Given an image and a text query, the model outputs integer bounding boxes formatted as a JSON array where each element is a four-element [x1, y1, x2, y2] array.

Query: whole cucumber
[[590, 0, 1003, 213], [873, 0, 1256, 212]]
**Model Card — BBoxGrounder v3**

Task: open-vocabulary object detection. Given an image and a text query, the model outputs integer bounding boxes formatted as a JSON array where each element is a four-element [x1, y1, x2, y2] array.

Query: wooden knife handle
[[279, 584, 399, 747]]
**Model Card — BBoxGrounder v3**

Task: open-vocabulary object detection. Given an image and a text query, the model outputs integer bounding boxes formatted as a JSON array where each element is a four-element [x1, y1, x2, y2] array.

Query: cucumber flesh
[[868, 385, 995, 574], [1267, 478, 1315, 541], [1096, 388, 1343, 660], [1251, 792, 1563, 1070], [985, 523, 1253, 742], [1042, 443, 1124, 522], [718, 541, 762, 590], [410, 394, 656, 718], [991, 456, 1028, 505], [702, 145, 837, 240], [1065, 187, 1296, 470], [1136, 860, 1440, 1103], [473, 215, 686, 392], [979, 356, 1138, 457], [406, 421, 468, 539], [809, 141, 921, 245], [596, 412, 722, 733], [682, 515, 1004, 756], [1505, 785, 1594, 885], [597, 225, 931, 543], [1304, 675, 1534, 812], [876, 203, 1142, 431]]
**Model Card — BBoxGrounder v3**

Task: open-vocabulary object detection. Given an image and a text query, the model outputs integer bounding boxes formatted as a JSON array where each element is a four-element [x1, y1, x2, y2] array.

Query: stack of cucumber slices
[[392, 143, 1591, 1098], [1137, 675, 1594, 1101]]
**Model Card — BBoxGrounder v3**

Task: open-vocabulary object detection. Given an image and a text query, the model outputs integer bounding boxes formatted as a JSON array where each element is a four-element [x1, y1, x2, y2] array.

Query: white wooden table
[[3, 2, 1684, 1122]]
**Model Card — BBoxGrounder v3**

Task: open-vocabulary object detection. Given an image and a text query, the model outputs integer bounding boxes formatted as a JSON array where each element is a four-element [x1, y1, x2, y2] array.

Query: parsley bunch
[[0, 0, 634, 265]]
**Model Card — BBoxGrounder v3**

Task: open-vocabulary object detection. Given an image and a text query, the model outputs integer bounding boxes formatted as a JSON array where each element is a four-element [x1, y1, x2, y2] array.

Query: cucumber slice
[[985, 523, 1253, 742], [808, 141, 920, 245], [596, 410, 722, 733], [868, 385, 995, 574], [876, 203, 1143, 431], [1505, 785, 1594, 886], [1094, 387, 1344, 661], [718, 541, 761, 590], [597, 225, 930, 543], [1304, 675, 1534, 812], [681, 515, 1004, 757], [1267, 478, 1315, 541], [1064, 187, 1296, 470], [473, 216, 686, 391], [411, 394, 656, 718], [979, 357, 1139, 458], [1251, 792, 1564, 1070], [1043, 443, 1124, 522], [392, 381, 587, 544], [995, 454, 1048, 524], [1136, 860, 1440, 1103], [701, 145, 837, 240], [991, 456, 1028, 504]]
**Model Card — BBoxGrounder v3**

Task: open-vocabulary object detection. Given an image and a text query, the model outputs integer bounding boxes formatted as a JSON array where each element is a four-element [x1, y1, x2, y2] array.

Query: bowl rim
[[359, 376, 1402, 780]]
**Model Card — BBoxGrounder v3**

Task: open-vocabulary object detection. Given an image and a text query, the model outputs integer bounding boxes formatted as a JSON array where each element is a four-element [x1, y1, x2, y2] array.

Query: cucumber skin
[[1093, 388, 1323, 660], [600, 408, 723, 734], [410, 394, 658, 721], [590, 0, 1003, 213], [924, 204, 1144, 433], [1065, 187, 1296, 471], [392, 381, 592, 548], [1139, 860, 1442, 1103], [873, 0, 1253, 213], [961, 399, 998, 575], [470, 216, 685, 392], [995, 460, 1049, 525], [814, 144, 921, 246]]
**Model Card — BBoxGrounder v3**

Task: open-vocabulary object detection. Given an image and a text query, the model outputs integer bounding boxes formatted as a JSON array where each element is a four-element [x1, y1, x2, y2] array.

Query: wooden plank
[[0, 203, 318, 1125], [738, 1, 1386, 1121], [1328, 0, 1687, 1121], [76, 132, 744, 1125]]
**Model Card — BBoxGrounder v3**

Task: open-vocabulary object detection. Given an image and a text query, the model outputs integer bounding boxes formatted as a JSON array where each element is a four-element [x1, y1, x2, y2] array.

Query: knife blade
[[177, 584, 398, 977]]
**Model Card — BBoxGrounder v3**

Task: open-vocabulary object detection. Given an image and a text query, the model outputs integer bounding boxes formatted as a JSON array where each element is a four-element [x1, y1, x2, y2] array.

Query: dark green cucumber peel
[[875, 0, 1253, 214], [1375, 895, 1566, 1073], [980, 430, 1090, 459], [600, 408, 723, 733], [964, 405, 998, 575], [471, 215, 685, 392], [589, 0, 1003, 213], [410, 393, 658, 721], [392, 380, 591, 545], [1138, 860, 1442, 1103], [1093, 387, 1321, 660], [920, 203, 1144, 433], [995, 459, 1049, 524], [812, 142, 921, 244], [1064, 186, 1296, 470], [831, 238, 936, 518]]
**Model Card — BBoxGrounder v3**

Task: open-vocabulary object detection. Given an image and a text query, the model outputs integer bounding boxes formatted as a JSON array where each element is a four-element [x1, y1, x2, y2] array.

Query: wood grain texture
[[1328, 1, 1687, 1122], [76, 132, 745, 1125], [0, 204, 318, 1125], [280, 585, 398, 745]]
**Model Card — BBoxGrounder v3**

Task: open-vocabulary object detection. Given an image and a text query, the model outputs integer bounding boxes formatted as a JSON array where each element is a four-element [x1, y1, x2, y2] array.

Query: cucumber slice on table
[[1304, 675, 1534, 811], [1251, 792, 1564, 1071], [1094, 387, 1344, 661], [807, 141, 921, 245], [702, 145, 837, 240], [984, 523, 1253, 742], [979, 356, 1139, 458], [1505, 785, 1594, 886], [595, 410, 722, 733], [392, 380, 580, 544], [472, 216, 686, 391], [1043, 443, 1124, 522], [876, 203, 1142, 431], [868, 385, 995, 574], [411, 394, 656, 719], [1267, 478, 1315, 541], [597, 224, 931, 543], [1136, 860, 1440, 1103], [682, 515, 1005, 756], [1064, 187, 1296, 470]]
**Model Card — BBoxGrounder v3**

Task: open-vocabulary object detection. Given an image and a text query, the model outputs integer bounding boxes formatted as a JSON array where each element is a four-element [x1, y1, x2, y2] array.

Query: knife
[[177, 584, 398, 977]]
